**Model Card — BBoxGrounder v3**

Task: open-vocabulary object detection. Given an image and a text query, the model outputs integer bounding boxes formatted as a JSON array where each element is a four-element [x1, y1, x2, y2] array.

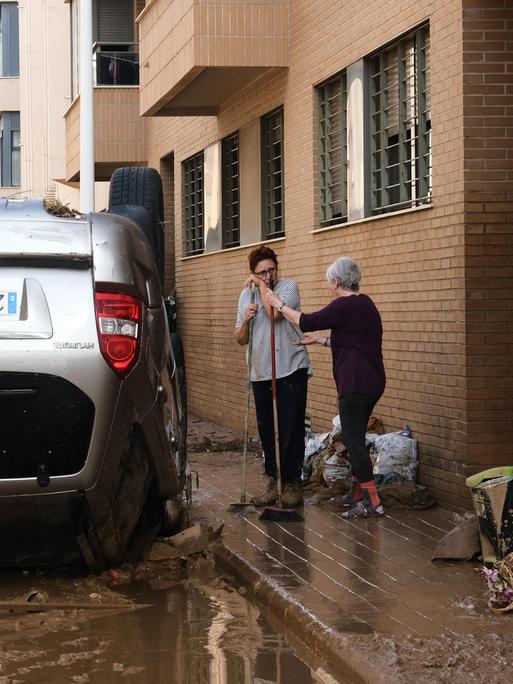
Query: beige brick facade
[[64, 88, 147, 181], [462, 1, 513, 475], [67, 0, 512, 507]]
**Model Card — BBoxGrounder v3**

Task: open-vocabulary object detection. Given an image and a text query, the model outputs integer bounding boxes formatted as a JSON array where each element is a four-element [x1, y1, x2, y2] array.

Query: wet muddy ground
[[188, 416, 513, 684], [0, 558, 339, 683]]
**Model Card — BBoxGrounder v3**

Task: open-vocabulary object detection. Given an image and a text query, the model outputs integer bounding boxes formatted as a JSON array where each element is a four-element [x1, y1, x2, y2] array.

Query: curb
[[213, 540, 399, 684]]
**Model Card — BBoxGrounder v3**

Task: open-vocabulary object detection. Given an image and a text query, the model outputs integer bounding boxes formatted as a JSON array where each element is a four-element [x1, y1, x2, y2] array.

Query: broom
[[229, 283, 257, 511], [260, 278, 303, 523]]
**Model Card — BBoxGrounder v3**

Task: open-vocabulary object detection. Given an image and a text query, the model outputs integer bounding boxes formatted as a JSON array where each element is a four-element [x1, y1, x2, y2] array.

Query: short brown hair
[[248, 246, 278, 273]]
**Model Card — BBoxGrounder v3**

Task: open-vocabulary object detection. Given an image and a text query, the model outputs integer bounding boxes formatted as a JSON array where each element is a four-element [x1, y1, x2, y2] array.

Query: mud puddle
[[0, 564, 344, 684]]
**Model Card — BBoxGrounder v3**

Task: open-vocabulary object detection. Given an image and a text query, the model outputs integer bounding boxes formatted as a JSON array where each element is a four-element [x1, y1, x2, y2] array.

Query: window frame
[[183, 151, 205, 257], [261, 107, 285, 240], [0, 2, 19, 78], [318, 72, 347, 227], [221, 131, 240, 249], [368, 24, 431, 216], [0, 110, 20, 187]]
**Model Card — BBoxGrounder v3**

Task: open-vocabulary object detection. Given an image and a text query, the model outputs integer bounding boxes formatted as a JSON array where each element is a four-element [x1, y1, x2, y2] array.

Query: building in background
[[63, 0, 146, 209], [0, 1, 70, 199], [63, 0, 513, 507]]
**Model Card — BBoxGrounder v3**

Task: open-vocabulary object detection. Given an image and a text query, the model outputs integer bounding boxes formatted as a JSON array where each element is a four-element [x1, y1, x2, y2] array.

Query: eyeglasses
[[254, 267, 276, 278]]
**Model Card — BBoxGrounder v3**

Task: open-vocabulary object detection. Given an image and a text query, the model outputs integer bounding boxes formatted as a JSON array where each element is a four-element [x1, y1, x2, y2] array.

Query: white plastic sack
[[322, 453, 351, 486], [372, 432, 418, 480], [305, 435, 325, 458]]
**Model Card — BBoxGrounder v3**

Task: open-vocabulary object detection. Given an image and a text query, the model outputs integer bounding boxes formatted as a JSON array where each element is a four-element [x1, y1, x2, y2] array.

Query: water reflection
[[0, 579, 321, 683]]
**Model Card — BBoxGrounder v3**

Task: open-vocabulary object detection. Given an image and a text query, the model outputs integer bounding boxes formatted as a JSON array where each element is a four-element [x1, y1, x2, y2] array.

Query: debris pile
[[43, 198, 81, 218], [149, 522, 223, 560], [368, 429, 418, 483], [302, 416, 436, 510], [482, 552, 513, 613]]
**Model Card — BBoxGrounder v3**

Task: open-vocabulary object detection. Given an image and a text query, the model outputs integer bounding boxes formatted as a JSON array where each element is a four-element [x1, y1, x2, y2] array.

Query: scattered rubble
[[432, 513, 481, 561], [43, 198, 81, 218]]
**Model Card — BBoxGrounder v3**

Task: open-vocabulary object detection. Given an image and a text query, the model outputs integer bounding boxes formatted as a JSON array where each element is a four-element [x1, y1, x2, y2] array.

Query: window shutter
[[95, 0, 134, 43]]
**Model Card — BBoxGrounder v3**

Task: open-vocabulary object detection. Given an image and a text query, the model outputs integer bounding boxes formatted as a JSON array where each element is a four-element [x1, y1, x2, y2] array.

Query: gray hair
[[326, 257, 361, 292]]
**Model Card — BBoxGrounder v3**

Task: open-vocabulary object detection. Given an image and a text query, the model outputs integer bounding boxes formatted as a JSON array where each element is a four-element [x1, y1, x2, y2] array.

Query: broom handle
[[241, 283, 256, 503], [270, 304, 283, 507]]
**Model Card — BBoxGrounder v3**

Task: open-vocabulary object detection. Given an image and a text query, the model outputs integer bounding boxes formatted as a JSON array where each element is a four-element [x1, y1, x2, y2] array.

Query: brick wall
[[140, 0, 505, 507], [462, 0, 513, 474]]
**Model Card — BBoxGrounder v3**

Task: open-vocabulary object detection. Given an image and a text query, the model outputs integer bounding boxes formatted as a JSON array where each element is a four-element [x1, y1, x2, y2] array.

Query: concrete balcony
[[137, 0, 289, 117], [64, 87, 146, 182]]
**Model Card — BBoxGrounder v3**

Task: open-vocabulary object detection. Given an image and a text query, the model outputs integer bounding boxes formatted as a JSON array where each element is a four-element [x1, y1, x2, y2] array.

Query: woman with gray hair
[[266, 257, 386, 518]]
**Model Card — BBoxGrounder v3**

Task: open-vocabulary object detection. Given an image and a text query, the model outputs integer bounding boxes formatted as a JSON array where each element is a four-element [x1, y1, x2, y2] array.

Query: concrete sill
[[180, 236, 286, 261], [310, 202, 433, 235]]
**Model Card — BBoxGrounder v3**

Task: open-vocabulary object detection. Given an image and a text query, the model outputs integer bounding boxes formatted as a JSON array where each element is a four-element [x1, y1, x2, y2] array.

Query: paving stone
[[189, 416, 513, 681]]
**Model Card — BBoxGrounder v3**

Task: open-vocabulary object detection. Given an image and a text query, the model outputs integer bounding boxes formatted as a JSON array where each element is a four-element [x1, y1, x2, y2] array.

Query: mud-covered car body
[[0, 198, 186, 567]]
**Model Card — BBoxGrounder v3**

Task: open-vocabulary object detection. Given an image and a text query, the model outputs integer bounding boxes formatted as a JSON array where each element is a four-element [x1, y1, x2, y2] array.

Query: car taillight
[[94, 292, 142, 378]]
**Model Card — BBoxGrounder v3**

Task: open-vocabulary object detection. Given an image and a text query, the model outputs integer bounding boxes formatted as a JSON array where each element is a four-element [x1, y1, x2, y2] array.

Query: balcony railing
[[93, 43, 139, 87]]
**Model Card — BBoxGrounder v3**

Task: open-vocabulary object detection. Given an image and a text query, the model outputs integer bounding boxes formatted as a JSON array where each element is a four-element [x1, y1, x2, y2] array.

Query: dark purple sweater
[[300, 294, 386, 399]]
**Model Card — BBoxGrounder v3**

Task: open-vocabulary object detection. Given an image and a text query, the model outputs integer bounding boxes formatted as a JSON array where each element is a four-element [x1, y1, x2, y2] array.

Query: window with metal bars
[[318, 73, 347, 226], [222, 132, 240, 248], [369, 25, 431, 215], [183, 152, 204, 256], [261, 107, 284, 239], [0, 111, 20, 187]]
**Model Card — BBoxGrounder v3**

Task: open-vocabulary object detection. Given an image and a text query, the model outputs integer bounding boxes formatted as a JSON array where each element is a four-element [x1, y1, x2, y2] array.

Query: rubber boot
[[250, 477, 278, 507], [282, 483, 303, 508]]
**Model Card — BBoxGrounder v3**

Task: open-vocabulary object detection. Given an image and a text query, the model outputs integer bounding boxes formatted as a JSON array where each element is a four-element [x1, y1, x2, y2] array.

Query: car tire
[[107, 430, 161, 564], [109, 167, 165, 282]]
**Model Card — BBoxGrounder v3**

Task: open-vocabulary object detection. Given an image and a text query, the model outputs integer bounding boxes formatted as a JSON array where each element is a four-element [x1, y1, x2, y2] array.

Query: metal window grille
[[369, 25, 431, 215], [183, 152, 204, 256], [261, 108, 284, 239], [0, 111, 20, 187], [222, 132, 240, 248], [10, 128, 20, 187], [319, 73, 347, 226]]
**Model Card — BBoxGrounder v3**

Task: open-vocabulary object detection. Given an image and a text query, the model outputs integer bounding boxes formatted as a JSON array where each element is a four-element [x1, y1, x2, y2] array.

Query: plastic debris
[[432, 514, 481, 561], [371, 431, 418, 480], [482, 552, 513, 612], [322, 452, 351, 487]]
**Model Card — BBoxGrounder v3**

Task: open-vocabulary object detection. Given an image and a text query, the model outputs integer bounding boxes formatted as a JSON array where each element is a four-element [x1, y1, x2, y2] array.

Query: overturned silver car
[[0, 172, 187, 568]]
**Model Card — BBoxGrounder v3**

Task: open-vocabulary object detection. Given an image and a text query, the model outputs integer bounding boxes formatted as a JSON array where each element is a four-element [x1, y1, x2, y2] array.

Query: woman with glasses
[[234, 246, 311, 508], [266, 256, 386, 519]]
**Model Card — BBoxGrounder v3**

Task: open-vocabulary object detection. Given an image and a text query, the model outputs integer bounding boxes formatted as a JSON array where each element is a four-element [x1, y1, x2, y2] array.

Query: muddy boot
[[282, 483, 303, 508], [250, 477, 278, 507]]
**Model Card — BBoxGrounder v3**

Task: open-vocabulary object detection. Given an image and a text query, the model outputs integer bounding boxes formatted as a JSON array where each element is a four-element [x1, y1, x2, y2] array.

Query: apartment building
[[64, 0, 146, 205], [0, 1, 70, 199], [65, 0, 513, 506]]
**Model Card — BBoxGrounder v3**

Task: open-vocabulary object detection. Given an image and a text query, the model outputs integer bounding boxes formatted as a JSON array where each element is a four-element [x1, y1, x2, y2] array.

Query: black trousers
[[338, 393, 380, 483], [252, 368, 308, 485]]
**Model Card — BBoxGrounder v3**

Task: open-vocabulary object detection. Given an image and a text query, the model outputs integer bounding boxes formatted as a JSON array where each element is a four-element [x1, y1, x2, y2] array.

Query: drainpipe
[[79, 0, 94, 213]]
